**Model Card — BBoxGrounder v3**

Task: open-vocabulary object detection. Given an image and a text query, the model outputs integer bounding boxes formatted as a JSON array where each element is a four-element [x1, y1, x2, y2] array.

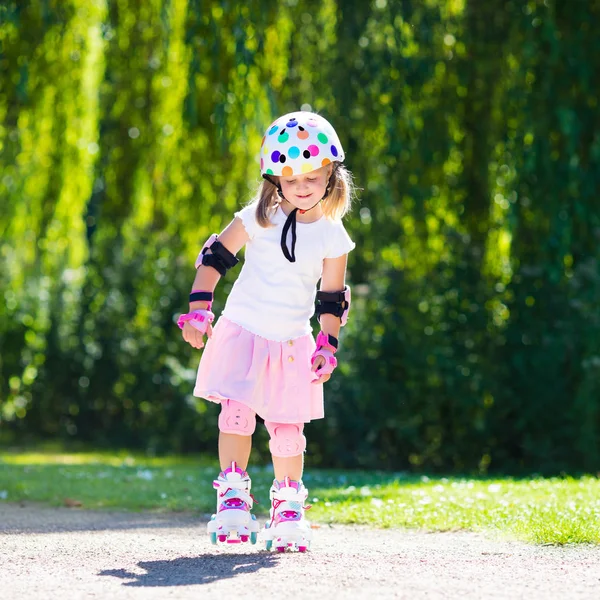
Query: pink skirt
[[193, 317, 324, 423]]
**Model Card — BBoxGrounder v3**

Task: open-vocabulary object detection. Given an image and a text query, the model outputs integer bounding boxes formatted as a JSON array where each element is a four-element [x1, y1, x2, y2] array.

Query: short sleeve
[[325, 221, 356, 259], [234, 203, 261, 240]]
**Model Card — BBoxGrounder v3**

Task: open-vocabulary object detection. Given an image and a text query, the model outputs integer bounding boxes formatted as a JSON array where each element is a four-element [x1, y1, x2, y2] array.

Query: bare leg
[[272, 453, 304, 481], [218, 432, 252, 471]]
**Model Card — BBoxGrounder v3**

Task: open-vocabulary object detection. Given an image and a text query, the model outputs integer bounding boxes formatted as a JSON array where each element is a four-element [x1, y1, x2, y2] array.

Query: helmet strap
[[320, 163, 339, 202], [262, 174, 284, 199], [281, 208, 299, 263]]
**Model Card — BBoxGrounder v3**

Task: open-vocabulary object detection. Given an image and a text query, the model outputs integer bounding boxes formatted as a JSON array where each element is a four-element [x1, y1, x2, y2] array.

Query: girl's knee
[[218, 399, 256, 435], [265, 421, 306, 457]]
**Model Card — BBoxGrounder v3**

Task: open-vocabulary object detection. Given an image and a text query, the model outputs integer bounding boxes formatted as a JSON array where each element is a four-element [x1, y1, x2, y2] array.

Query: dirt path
[[1, 503, 599, 599]]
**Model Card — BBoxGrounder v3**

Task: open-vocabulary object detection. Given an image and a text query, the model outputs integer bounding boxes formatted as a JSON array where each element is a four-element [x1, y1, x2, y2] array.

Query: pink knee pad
[[265, 422, 306, 457], [218, 399, 256, 435]]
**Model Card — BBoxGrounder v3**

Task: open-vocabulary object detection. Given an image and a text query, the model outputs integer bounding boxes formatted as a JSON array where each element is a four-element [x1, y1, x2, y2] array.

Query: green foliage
[[1, 1, 599, 473]]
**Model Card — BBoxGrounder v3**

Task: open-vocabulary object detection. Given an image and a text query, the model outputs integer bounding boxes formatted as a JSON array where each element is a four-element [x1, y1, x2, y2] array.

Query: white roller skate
[[262, 477, 312, 553], [207, 461, 260, 545]]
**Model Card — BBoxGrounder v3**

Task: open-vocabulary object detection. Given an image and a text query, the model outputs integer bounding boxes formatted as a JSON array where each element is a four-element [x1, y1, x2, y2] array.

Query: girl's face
[[278, 164, 332, 211]]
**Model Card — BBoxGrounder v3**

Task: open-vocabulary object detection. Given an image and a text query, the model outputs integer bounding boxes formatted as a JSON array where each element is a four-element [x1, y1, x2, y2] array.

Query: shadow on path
[[99, 553, 280, 587]]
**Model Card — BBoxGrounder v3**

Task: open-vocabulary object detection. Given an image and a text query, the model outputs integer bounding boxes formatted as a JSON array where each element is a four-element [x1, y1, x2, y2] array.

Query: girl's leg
[[217, 399, 256, 469], [272, 453, 303, 481], [262, 421, 312, 552], [208, 400, 260, 544], [219, 432, 252, 471], [264, 422, 307, 479]]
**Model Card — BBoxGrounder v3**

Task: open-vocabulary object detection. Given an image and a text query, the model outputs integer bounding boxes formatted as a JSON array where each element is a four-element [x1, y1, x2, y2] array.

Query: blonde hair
[[253, 164, 356, 228]]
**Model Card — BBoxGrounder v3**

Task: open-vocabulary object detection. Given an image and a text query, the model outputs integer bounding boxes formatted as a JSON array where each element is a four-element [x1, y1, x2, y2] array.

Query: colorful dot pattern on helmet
[[259, 111, 345, 177]]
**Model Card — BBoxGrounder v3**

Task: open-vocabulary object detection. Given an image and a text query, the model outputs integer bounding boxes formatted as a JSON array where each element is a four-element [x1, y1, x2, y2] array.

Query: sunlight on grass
[[1, 452, 598, 545], [306, 475, 600, 545]]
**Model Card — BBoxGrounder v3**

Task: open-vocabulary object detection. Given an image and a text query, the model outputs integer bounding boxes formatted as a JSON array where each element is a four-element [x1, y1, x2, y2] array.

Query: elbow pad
[[315, 285, 351, 326], [195, 233, 239, 276]]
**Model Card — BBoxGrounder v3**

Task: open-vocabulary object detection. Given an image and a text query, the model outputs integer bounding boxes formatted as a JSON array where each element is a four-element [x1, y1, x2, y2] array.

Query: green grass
[[1, 451, 599, 545]]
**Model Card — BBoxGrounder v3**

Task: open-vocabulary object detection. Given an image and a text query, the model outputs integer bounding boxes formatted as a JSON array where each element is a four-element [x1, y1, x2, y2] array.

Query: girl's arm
[[183, 217, 250, 349], [311, 253, 348, 383], [318, 254, 348, 340]]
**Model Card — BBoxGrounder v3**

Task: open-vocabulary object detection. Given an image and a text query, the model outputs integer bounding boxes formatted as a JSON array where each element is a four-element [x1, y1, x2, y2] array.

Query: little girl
[[179, 111, 355, 552]]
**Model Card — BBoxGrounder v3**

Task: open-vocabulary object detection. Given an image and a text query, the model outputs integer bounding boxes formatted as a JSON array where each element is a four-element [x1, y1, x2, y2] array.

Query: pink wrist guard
[[311, 348, 337, 376], [315, 331, 338, 354], [311, 331, 339, 377], [177, 309, 215, 334]]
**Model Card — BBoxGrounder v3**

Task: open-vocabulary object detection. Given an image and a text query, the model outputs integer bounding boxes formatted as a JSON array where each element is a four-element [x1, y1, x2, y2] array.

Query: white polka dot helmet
[[260, 111, 345, 177]]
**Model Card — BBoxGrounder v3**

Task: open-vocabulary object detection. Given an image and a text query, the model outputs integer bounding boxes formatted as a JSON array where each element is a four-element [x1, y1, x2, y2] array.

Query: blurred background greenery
[[1, 0, 599, 474]]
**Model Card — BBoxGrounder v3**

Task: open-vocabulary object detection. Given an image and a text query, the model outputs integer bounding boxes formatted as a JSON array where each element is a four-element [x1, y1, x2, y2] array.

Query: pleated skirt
[[193, 317, 324, 423]]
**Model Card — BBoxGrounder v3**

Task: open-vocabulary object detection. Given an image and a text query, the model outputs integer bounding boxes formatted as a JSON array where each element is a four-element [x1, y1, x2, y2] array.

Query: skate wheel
[[265, 540, 272, 551], [240, 535, 249, 543], [298, 545, 308, 553], [250, 532, 258, 545], [218, 534, 227, 543], [209, 532, 217, 545], [276, 546, 286, 553]]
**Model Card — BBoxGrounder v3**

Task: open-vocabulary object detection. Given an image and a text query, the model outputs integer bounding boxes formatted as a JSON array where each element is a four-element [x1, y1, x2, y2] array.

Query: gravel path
[[1, 503, 599, 599]]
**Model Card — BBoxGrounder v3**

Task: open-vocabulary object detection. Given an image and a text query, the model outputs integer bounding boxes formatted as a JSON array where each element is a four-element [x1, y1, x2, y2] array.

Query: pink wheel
[[276, 546, 286, 553], [298, 545, 308, 553], [218, 534, 227, 543], [240, 535, 249, 542]]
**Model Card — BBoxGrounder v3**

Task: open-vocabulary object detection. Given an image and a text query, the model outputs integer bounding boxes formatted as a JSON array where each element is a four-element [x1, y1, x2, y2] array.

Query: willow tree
[[1, 0, 599, 473]]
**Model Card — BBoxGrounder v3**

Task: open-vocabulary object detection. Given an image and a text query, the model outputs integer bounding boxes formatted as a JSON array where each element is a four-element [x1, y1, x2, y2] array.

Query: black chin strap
[[263, 168, 338, 263], [281, 208, 299, 262]]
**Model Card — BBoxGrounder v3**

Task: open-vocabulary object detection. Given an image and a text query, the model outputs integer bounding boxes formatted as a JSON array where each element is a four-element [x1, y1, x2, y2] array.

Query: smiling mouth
[[297, 194, 312, 199]]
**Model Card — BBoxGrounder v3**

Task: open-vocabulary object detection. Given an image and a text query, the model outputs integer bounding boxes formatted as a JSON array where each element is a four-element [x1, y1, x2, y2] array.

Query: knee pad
[[265, 422, 306, 457], [218, 399, 256, 435]]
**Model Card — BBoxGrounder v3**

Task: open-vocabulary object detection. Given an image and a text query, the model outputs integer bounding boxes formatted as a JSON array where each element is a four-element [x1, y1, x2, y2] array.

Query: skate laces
[[270, 481, 311, 526], [272, 498, 311, 511]]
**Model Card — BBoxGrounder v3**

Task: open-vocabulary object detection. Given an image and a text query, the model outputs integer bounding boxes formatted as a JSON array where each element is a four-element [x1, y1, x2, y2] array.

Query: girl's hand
[[182, 321, 213, 349], [311, 355, 331, 385]]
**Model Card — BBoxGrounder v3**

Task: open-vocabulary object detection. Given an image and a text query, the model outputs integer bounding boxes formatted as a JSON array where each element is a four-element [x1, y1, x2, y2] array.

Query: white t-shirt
[[221, 203, 355, 341]]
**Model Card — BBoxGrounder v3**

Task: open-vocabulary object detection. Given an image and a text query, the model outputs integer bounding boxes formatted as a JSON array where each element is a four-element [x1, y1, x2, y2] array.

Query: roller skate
[[262, 477, 312, 553], [207, 461, 259, 545]]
